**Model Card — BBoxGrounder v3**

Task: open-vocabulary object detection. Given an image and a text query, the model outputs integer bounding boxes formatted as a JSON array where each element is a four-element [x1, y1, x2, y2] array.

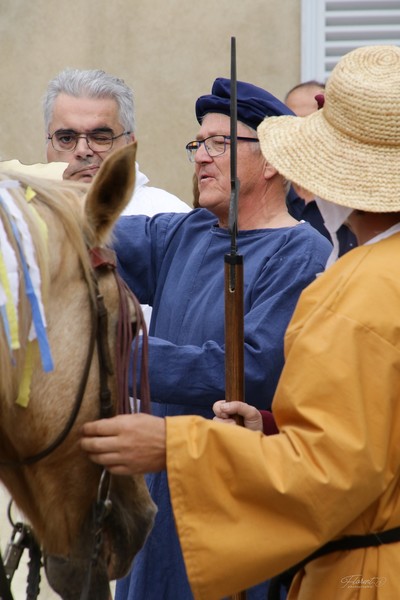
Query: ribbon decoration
[[0, 217, 19, 353], [0, 182, 54, 392]]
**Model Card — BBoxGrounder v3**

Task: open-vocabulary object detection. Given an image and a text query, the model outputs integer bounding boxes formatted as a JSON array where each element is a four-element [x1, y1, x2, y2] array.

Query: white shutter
[[301, 0, 400, 82]]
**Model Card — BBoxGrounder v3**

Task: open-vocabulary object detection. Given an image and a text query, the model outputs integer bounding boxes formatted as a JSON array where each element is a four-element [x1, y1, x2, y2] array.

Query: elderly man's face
[[194, 113, 263, 226], [46, 94, 134, 182]]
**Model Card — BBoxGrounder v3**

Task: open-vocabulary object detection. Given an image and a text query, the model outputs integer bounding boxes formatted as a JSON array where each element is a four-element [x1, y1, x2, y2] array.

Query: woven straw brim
[[257, 111, 400, 212]]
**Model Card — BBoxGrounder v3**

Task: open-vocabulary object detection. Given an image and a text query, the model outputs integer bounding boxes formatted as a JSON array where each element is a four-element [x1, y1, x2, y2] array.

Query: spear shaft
[[225, 37, 245, 416], [224, 36, 247, 600]]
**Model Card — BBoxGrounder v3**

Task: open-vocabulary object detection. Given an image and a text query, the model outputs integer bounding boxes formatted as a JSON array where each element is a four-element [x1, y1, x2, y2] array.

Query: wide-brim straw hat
[[257, 45, 400, 212]]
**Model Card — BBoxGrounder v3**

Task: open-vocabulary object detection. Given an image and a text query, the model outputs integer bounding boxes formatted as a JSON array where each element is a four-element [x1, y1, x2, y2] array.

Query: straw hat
[[257, 45, 400, 212]]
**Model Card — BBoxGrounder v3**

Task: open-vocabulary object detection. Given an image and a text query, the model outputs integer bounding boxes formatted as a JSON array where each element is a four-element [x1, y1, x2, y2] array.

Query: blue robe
[[114, 208, 331, 600]]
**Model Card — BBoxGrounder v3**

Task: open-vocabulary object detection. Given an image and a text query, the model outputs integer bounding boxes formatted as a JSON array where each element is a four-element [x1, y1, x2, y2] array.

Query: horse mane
[[0, 170, 96, 279], [0, 172, 97, 396]]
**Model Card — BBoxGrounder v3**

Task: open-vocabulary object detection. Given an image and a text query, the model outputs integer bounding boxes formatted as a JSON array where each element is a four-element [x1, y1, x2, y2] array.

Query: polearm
[[225, 36, 247, 600], [225, 36, 245, 424]]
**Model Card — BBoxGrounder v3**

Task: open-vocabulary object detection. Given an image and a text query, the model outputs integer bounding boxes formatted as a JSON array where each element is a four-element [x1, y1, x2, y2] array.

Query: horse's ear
[[85, 142, 137, 244]]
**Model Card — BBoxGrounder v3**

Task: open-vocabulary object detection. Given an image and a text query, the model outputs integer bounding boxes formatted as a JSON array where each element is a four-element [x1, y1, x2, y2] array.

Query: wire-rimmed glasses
[[185, 134, 259, 162], [47, 129, 131, 153]]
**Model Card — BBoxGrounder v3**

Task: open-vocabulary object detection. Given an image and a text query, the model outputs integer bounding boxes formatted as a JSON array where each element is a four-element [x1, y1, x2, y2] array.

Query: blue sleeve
[[130, 227, 330, 412], [113, 213, 186, 305]]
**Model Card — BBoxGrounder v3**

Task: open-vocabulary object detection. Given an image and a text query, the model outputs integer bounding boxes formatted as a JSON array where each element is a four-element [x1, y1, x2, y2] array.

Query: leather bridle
[[0, 245, 148, 468], [0, 243, 149, 600]]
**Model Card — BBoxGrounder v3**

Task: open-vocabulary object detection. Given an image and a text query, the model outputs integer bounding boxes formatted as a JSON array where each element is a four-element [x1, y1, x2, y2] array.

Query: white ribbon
[[0, 183, 53, 371], [0, 188, 47, 340]]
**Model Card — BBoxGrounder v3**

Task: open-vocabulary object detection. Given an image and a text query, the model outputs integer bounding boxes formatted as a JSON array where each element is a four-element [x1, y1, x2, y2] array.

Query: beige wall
[[0, 0, 300, 205]]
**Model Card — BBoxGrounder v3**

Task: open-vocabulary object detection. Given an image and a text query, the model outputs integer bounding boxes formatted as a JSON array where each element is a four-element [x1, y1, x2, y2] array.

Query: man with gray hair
[[44, 68, 190, 326], [44, 68, 190, 217]]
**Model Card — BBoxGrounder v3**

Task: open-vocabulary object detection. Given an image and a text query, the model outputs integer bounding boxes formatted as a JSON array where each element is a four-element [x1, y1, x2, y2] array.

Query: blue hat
[[196, 77, 294, 130]]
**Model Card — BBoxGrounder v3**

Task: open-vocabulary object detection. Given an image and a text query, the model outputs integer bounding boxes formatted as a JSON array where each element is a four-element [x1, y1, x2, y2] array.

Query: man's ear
[[263, 161, 278, 181]]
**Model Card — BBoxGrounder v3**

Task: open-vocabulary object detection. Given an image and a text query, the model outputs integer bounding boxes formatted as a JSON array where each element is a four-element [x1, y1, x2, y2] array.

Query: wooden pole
[[224, 254, 245, 422], [223, 36, 247, 600]]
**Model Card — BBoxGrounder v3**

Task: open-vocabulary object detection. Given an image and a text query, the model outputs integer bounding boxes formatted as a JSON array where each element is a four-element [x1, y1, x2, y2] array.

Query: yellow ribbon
[[0, 252, 19, 349], [16, 340, 38, 407], [25, 187, 48, 252], [25, 186, 37, 202]]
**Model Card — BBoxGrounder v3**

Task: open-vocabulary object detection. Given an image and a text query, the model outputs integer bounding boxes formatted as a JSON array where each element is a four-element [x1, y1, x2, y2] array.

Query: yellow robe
[[166, 233, 400, 600]]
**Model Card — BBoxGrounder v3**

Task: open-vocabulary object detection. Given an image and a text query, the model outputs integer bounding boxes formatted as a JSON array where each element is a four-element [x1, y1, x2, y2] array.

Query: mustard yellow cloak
[[166, 234, 400, 599]]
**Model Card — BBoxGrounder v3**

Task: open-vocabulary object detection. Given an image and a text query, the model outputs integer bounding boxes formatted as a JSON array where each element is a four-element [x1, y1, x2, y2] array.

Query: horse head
[[0, 143, 156, 600]]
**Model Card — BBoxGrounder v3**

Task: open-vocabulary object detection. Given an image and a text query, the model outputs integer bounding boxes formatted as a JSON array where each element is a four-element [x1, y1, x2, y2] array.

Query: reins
[[90, 247, 150, 415], [78, 469, 113, 600], [1, 502, 42, 600]]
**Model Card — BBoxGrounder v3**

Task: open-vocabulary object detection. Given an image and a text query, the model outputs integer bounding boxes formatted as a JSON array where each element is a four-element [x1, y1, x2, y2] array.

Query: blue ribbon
[[3, 208, 54, 372], [0, 304, 12, 354]]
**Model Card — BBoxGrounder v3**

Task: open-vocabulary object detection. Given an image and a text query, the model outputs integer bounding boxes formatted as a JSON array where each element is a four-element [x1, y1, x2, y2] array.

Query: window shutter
[[301, 0, 400, 82]]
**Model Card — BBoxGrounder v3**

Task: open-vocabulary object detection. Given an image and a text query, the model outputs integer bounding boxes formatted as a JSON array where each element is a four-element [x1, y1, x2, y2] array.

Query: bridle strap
[[95, 291, 114, 419], [89, 246, 150, 415], [0, 243, 150, 599], [113, 272, 150, 414], [0, 281, 98, 467], [24, 530, 42, 600], [0, 508, 42, 600], [79, 470, 112, 600], [0, 244, 148, 468], [0, 553, 13, 600]]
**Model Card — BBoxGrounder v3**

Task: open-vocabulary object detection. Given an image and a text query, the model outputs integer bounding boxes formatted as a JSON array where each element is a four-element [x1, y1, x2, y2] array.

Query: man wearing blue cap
[[82, 78, 331, 600]]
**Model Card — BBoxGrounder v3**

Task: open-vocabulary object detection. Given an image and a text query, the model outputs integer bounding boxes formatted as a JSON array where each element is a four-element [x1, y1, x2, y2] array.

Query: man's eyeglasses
[[185, 134, 259, 163], [47, 129, 131, 153]]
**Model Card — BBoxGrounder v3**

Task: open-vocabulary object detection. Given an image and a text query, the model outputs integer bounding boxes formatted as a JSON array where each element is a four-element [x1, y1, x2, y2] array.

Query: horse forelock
[[5, 172, 95, 279]]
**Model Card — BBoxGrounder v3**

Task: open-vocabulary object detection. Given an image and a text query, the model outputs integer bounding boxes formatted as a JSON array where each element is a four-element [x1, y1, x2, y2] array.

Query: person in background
[[284, 79, 357, 260], [44, 68, 191, 216], [81, 45, 400, 600], [44, 68, 190, 326], [284, 79, 325, 117], [81, 77, 331, 600]]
